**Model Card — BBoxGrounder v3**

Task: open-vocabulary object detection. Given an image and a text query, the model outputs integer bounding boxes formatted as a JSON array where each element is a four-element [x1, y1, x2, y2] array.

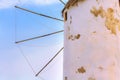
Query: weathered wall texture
[[63, 0, 120, 80]]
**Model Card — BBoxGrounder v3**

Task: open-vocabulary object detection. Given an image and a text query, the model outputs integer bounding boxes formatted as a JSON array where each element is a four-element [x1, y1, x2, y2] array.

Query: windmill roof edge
[[62, 0, 85, 14]]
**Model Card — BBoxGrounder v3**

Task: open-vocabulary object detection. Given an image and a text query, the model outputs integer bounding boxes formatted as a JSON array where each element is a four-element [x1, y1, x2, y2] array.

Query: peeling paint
[[90, 6, 105, 17], [65, 77, 67, 80], [98, 66, 103, 70], [67, 26, 81, 41], [119, 0, 120, 6], [93, 31, 96, 34], [70, 16, 72, 24], [77, 66, 86, 73], [68, 26, 70, 31], [68, 34, 81, 41], [90, 6, 120, 35], [75, 34, 81, 39], [105, 8, 120, 34], [88, 77, 96, 80]]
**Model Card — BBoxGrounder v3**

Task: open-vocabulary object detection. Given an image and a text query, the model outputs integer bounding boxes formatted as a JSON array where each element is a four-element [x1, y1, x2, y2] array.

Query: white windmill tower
[[62, 0, 120, 80]]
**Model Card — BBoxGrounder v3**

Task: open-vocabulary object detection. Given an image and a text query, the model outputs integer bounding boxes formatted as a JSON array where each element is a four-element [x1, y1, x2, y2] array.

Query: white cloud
[[0, 0, 61, 9], [32, 0, 59, 5], [0, 0, 18, 9]]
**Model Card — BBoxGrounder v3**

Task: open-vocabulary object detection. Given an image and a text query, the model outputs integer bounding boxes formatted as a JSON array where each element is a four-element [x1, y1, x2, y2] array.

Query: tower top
[[62, 0, 85, 13]]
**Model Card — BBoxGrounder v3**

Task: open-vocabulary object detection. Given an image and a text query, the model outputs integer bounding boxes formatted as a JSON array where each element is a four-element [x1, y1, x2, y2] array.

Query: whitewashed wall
[[63, 0, 120, 80]]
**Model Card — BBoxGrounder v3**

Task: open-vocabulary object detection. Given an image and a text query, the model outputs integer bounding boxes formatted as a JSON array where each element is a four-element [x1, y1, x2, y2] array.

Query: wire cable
[[17, 45, 36, 75], [15, 6, 63, 22], [14, 6, 17, 42]]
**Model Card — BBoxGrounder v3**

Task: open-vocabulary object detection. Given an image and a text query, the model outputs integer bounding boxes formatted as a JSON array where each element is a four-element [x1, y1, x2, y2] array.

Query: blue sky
[[0, 0, 68, 80]]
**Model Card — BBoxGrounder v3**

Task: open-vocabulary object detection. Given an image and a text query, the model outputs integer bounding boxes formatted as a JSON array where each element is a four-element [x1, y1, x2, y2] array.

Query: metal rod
[[59, 0, 66, 5], [35, 47, 64, 77], [15, 6, 63, 22], [15, 30, 64, 44]]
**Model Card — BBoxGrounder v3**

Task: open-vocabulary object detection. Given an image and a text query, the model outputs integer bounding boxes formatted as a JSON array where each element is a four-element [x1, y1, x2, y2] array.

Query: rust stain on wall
[[90, 6, 120, 35]]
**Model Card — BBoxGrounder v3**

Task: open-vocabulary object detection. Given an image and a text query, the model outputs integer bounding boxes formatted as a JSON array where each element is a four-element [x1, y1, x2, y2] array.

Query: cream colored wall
[[64, 0, 120, 80]]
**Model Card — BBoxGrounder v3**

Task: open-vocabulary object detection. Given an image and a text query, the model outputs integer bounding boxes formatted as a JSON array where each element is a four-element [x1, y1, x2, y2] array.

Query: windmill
[[15, 0, 120, 80], [14, 0, 67, 79]]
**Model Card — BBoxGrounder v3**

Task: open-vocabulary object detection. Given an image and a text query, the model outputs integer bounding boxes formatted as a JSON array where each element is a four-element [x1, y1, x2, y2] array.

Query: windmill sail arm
[[59, 0, 66, 5], [15, 30, 64, 44], [15, 6, 63, 22], [35, 47, 64, 77]]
